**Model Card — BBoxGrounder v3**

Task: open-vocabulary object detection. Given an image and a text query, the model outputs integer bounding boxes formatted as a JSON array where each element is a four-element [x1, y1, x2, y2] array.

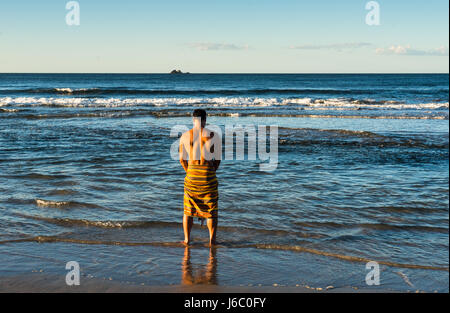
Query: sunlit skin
[[180, 116, 220, 247]]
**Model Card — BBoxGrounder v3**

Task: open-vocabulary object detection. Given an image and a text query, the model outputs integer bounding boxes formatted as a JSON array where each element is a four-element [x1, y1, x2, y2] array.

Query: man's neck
[[193, 125, 204, 130]]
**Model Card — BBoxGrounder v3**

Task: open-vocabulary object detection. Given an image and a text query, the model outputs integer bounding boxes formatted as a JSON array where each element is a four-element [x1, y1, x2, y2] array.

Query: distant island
[[170, 69, 190, 74]]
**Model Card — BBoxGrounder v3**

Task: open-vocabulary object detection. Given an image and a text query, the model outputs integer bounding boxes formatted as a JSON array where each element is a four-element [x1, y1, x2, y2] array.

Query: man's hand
[[213, 160, 221, 172]]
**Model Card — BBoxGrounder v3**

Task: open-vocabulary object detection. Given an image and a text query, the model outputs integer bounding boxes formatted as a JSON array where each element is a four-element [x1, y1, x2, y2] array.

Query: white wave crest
[[36, 199, 70, 207], [0, 96, 448, 111], [55, 88, 73, 93]]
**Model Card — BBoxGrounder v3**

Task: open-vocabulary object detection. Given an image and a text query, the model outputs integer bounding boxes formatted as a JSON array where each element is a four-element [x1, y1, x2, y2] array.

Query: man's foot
[[181, 240, 190, 246]]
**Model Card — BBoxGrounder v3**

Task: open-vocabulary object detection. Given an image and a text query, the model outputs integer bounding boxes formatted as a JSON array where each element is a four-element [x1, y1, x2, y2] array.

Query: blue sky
[[0, 0, 448, 73]]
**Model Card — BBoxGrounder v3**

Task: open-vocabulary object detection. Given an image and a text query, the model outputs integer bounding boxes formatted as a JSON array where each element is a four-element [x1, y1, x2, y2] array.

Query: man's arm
[[179, 134, 189, 172]]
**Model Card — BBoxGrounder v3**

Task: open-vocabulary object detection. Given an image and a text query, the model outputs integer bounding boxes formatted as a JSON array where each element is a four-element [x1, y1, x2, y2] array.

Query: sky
[[0, 0, 448, 73]]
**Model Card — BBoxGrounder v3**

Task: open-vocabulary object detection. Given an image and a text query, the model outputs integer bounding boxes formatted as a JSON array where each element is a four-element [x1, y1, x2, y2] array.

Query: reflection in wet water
[[181, 247, 217, 285]]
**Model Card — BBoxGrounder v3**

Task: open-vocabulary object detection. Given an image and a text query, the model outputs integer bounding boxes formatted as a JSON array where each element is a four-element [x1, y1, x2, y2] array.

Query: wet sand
[[0, 274, 396, 293]]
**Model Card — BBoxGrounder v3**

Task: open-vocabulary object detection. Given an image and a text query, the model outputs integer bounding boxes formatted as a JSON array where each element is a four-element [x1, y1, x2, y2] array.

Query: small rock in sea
[[316, 287, 323, 291], [326, 285, 334, 290], [170, 69, 190, 74], [273, 283, 278, 287]]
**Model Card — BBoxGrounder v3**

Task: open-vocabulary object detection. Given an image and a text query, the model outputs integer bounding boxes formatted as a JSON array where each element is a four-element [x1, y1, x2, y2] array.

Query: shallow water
[[0, 74, 448, 291]]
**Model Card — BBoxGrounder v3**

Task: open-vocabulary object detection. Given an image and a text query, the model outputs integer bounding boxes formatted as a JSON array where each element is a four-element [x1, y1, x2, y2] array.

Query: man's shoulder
[[181, 129, 192, 137]]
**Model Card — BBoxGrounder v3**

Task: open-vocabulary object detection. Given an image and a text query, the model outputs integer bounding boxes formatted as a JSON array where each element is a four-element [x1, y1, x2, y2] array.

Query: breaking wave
[[0, 96, 448, 110]]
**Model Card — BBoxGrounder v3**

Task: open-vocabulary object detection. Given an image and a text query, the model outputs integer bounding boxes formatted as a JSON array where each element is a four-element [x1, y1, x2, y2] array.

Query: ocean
[[0, 73, 448, 291]]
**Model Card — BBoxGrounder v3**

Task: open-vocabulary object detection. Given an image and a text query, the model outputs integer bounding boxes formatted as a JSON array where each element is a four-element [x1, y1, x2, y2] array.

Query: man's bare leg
[[183, 215, 193, 245], [207, 218, 218, 246]]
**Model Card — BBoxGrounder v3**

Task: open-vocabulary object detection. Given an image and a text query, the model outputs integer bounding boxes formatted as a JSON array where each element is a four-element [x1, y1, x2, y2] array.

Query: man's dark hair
[[193, 109, 207, 122]]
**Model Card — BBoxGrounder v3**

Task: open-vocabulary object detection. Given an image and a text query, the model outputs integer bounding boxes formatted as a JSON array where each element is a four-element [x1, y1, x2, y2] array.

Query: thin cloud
[[289, 42, 372, 50], [189, 42, 249, 51], [376, 45, 449, 56]]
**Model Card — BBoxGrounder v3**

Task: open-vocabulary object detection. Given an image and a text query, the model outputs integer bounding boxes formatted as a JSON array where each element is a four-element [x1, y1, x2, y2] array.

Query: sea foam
[[0, 96, 448, 110]]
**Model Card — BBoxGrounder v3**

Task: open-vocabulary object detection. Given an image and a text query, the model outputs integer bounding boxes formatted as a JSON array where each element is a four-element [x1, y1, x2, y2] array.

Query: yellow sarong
[[184, 164, 218, 219]]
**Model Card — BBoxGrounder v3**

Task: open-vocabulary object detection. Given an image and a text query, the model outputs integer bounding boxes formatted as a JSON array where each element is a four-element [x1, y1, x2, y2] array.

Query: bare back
[[180, 128, 216, 167]]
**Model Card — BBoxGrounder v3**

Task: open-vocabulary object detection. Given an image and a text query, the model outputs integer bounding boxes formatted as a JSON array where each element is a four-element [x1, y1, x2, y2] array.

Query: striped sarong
[[184, 164, 218, 219]]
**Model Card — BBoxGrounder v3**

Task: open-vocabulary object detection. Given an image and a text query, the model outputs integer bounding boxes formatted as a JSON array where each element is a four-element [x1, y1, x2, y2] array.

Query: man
[[179, 109, 221, 246]]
